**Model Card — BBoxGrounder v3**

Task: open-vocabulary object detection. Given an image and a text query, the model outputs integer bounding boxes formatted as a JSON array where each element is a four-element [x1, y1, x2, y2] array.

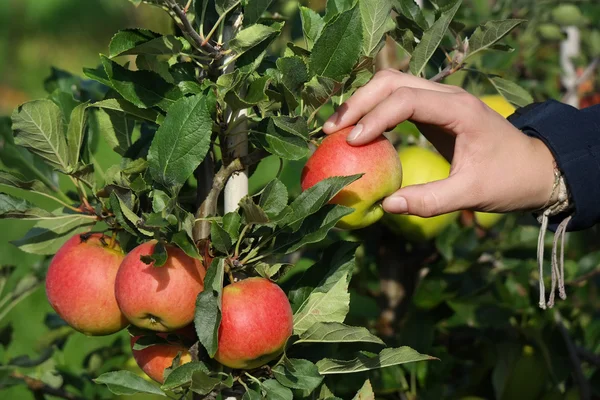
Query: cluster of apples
[[301, 95, 512, 239], [45, 235, 293, 383]]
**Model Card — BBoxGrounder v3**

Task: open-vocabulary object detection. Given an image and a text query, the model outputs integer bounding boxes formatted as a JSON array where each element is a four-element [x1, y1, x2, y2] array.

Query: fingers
[[382, 174, 474, 217], [323, 69, 461, 134], [345, 88, 480, 146]]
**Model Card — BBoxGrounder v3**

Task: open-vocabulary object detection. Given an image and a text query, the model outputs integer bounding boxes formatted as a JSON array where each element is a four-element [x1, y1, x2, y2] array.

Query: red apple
[[45, 233, 128, 336], [301, 126, 402, 229], [115, 241, 206, 332], [214, 277, 293, 369], [130, 325, 196, 383]]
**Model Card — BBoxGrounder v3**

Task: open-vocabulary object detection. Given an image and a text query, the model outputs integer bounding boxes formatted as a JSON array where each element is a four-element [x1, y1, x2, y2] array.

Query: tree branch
[[10, 372, 86, 400], [555, 312, 591, 400], [193, 150, 267, 242], [168, 0, 219, 56]]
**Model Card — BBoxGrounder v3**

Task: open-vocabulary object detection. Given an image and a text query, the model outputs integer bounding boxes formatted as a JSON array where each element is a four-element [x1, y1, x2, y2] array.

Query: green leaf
[[296, 322, 385, 345], [352, 379, 375, 400], [392, 0, 429, 30], [316, 347, 436, 374], [259, 179, 288, 218], [360, 0, 394, 57], [211, 222, 233, 254], [66, 102, 89, 166], [251, 118, 309, 161], [94, 371, 166, 396], [293, 274, 351, 335], [109, 192, 153, 237], [91, 98, 162, 124], [244, 0, 273, 25], [222, 212, 241, 241], [140, 241, 168, 267], [276, 175, 361, 228], [137, 54, 174, 83], [243, 389, 263, 400], [216, 0, 239, 15], [194, 258, 225, 357], [0, 193, 53, 220], [239, 196, 270, 224], [391, 27, 416, 53], [148, 92, 214, 192], [309, 5, 363, 81], [12, 213, 96, 255], [11, 100, 70, 172], [302, 75, 340, 109], [277, 57, 309, 95], [90, 108, 135, 156], [109, 29, 186, 57], [273, 358, 323, 391], [229, 24, 279, 54], [488, 77, 534, 108], [190, 370, 223, 395], [262, 379, 293, 400], [0, 171, 51, 195], [467, 20, 525, 60], [49, 90, 80, 123], [409, 0, 462, 77], [171, 231, 202, 260], [100, 55, 182, 111], [274, 205, 353, 253], [325, 0, 356, 23], [161, 362, 209, 391], [300, 6, 324, 49], [255, 262, 291, 280]]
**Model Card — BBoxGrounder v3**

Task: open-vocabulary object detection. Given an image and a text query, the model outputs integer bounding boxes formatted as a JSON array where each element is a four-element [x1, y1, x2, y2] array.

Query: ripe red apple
[[115, 241, 206, 332], [214, 277, 293, 369], [130, 325, 196, 383], [301, 126, 402, 230], [45, 233, 128, 336]]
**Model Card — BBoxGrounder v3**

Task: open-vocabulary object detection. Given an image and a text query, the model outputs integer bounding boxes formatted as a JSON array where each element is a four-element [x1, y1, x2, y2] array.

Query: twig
[[168, 0, 219, 56], [576, 346, 600, 367], [429, 63, 465, 83], [566, 267, 600, 285], [555, 312, 591, 400], [193, 150, 267, 242], [10, 372, 86, 400], [561, 57, 600, 104]]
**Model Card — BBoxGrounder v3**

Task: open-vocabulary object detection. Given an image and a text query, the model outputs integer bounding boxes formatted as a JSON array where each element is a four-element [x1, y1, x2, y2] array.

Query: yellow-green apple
[[45, 233, 128, 336], [474, 211, 505, 229], [214, 277, 293, 369], [129, 325, 196, 383], [301, 126, 402, 230], [115, 241, 206, 332], [480, 94, 515, 118], [383, 146, 459, 242]]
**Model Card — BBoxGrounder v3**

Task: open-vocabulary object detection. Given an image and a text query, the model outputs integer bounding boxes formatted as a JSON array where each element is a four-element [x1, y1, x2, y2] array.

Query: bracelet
[[534, 160, 572, 220]]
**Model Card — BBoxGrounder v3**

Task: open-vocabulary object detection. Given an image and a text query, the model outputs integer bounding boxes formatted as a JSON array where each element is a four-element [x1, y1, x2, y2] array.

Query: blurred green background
[[1, 0, 600, 399]]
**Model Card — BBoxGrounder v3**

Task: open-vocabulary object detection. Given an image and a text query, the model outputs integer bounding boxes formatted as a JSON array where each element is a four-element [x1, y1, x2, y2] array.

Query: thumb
[[382, 175, 472, 217]]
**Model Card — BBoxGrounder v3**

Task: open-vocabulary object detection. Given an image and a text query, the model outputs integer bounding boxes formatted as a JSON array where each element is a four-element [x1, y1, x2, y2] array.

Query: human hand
[[322, 69, 557, 217]]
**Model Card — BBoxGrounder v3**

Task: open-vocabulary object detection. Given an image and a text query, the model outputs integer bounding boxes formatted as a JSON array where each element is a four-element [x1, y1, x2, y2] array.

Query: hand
[[322, 69, 556, 217]]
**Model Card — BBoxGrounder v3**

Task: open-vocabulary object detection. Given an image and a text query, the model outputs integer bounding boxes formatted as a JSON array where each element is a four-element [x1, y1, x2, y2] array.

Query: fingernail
[[324, 112, 338, 130], [347, 124, 363, 142], [384, 196, 408, 214]]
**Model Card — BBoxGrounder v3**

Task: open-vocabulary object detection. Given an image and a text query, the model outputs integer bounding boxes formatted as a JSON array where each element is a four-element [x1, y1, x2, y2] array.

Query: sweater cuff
[[508, 100, 600, 232]]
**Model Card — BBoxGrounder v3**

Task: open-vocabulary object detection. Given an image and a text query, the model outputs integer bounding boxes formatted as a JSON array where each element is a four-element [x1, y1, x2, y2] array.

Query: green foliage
[[2, 0, 600, 399]]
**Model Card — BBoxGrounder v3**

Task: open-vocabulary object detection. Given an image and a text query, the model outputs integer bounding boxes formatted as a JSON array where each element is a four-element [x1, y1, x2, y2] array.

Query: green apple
[[383, 146, 459, 242]]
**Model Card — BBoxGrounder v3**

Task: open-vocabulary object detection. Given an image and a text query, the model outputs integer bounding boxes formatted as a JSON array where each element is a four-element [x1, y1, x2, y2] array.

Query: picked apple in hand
[[301, 126, 402, 230], [45, 233, 128, 336]]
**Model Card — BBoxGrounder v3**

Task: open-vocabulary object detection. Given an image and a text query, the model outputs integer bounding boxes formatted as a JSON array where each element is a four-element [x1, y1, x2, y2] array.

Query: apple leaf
[[302, 75, 340, 110], [66, 102, 89, 167], [409, 0, 462, 77], [488, 77, 534, 108], [272, 358, 323, 391], [251, 118, 310, 161], [309, 5, 363, 81], [262, 379, 293, 400], [277, 57, 309, 95], [0, 171, 52, 195], [466, 20, 526, 60], [300, 6, 324, 49], [243, 0, 273, 26], [229, 24, 280, 55], [190, 370, 233, 395], [170, 231, 202, 260], [210, 222, 233, 254], [11, 100, 70, 172], [147, 92, 214, 192], [0, 193, 54, 220], [243, 388, 263, 400], [360, 0, 394, 57], [352, 379, 375, 400], [91, 98, 162, 124], [293, 274, 351, 335], [239, 196, 271, 224], [89, 108, 135, 156], [222, 212, 242, 241], [295, 322, 385, 345], [194, 258, 225, 357], [275, 175, 361, 229], [109, 192, 153, 237], [109, 29, 186, 57], [259, 179, 288, 218], [100, 55, 182, 111], [94, 371, 166, 396], [161, 361, 210, 391], [324, 0, 356, 23], [316, 347, 437, 375], [392, 0, 429, 30]]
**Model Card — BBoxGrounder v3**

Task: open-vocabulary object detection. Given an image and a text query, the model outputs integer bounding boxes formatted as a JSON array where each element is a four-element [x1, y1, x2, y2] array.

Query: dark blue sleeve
[[508, 100, 600, 232]]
